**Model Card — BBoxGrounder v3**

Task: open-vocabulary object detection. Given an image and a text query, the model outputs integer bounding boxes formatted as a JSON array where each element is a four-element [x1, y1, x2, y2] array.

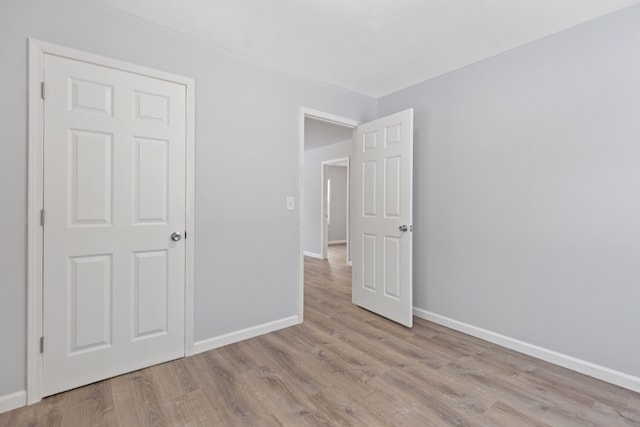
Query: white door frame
[[298, 108, 359, 322], [27, 39, 196, 404], [321, 158, 350, 262]]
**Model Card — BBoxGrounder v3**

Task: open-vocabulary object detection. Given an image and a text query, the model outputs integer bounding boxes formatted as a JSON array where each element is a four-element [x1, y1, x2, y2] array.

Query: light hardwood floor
[[2, 243, 639, 426]]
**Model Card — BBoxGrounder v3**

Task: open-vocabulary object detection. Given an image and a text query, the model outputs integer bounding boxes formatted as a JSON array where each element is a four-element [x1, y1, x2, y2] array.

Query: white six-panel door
[[42, 54, 186, 396], [352, 109, 414, 327]]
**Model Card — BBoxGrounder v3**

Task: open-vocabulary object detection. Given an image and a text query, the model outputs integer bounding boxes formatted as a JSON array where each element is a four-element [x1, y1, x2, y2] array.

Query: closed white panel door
[[42, 54, 186, 396], [352, 109, 413, 327]]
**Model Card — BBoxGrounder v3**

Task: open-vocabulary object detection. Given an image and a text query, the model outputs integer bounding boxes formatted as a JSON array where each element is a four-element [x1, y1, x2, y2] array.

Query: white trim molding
[[27, 38, 45, 406], [27, 39, 196, 404], [328, 240, 347, 245], [303, 251, 324, 260], [0, 391, 26, 415], [193, 316, 299, 354], [413, 307, 640, 394], [184, 74, 197, 357]]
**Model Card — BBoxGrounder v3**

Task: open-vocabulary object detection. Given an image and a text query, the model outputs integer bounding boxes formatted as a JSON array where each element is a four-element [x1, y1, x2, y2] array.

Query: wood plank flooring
[[2, 243, 639, 426]]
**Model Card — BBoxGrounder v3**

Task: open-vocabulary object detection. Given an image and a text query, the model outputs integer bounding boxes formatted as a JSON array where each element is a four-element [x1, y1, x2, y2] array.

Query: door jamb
[[27, 39, 196, 404], [298, 108, 359, 323]]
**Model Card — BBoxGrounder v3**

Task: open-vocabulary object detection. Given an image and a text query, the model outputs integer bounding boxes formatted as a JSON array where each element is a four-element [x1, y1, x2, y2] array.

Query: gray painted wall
[[303, 140, 352, 256], [326, 166, 348, 243], [0, 0, 376, 396], [2, 0, 639, 402], [304, 118, 353, 151], [378, 5, 640, 377]]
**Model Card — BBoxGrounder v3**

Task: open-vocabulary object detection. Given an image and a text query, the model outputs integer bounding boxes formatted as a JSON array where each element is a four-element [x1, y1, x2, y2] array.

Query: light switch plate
[[286, 196, 295, 211]]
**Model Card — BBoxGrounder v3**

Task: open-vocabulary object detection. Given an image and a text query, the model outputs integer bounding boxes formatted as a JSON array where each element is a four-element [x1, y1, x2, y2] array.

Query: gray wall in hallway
[[303, 140, 352, 256], [326, 165, 348, 243]]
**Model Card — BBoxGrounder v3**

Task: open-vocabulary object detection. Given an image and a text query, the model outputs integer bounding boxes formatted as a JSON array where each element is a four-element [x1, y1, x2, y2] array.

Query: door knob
[[399, 225, 408, 232], [171, 232, 182, 241]]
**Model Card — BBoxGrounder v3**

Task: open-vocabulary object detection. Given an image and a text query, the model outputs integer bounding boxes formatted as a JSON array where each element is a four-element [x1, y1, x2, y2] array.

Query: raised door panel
[[363, 161, 377, 217], [363, 130, 377, 152], [69, 78, 113, 116], [362, 234, 377, 291], [134, 91, 169, 124], [384, 123, 401, 147], [133, 251, 168, 340], [134, 137, 169, 224], [383, 237, 401, 299], [68, 255, 112, 353], [384, 156, 401, 218], [70, 130, 113, 226]]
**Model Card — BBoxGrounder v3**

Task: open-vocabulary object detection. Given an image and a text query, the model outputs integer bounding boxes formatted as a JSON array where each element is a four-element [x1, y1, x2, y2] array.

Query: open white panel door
[[352, 109, 413, 327]]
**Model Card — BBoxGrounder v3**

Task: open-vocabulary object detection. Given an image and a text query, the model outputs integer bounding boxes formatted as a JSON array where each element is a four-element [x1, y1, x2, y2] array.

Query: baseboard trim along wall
[[328, 240, 347, 245], [413, 308, 640, 394], [193, 315, 299, 355], [303, 251, 323, 259], [0, 390, 26, 415]]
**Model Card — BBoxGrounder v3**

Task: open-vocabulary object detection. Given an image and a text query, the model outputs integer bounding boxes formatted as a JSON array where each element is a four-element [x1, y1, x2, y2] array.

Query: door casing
[[27, 39, 196, 404]]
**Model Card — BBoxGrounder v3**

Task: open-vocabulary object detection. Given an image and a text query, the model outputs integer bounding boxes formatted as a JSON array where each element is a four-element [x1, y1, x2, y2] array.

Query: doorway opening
[[321, 158, 350, 264], [300, 108, 415, 327], [299, 108, 359, 322]]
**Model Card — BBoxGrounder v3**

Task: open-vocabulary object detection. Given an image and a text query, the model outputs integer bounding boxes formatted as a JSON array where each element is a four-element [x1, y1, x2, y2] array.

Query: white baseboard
[[413, 308, 640, 394], [303, 251, 323, 259], [193, 315, 299, 355], [328, 240, 347, 245], [0, 390, 26, 414]]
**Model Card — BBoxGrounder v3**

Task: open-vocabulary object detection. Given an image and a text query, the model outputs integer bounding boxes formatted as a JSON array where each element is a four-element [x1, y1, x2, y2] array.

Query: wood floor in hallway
[[2, 243, 639, 426]]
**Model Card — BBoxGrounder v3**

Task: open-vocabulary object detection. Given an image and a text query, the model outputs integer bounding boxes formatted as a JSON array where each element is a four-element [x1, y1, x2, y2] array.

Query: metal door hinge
[[40, 209, 45, 227], [40, 337, 44, 353], [41, 81, 45, 100]]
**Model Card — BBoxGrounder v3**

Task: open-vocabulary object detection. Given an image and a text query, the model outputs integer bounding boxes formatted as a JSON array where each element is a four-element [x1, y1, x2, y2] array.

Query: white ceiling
[[304, 118, 353, 151], [99, 0, 640, 97]]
